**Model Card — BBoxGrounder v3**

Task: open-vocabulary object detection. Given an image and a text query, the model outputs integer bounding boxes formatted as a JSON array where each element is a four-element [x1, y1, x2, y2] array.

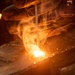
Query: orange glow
[[31, 44, 45, 58], [33, 49, 45, 58], [0, 13, 2, 19], [21, 22, 48, 61]]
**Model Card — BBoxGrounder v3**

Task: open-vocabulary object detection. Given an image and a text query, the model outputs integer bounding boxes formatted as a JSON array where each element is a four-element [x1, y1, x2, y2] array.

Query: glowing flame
[[33, 49, 45, 57], [0, 13, 2, 19], [20, 22, 47, 61], [30, 44, 45, 58]]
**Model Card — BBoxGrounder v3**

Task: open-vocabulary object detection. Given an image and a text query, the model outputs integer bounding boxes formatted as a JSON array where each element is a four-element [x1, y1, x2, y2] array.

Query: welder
[[2, 0, 75, 55]]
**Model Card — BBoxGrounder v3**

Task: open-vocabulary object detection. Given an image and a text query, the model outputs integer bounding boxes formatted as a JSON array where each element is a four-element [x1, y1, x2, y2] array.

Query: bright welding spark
[[31, 44, 45, 58], [33, 50, 45, 58]]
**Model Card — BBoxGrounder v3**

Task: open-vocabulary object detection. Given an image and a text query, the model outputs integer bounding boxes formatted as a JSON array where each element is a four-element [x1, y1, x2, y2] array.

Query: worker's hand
[[2, 5, 33, 21], [2, 0, 42, 21]]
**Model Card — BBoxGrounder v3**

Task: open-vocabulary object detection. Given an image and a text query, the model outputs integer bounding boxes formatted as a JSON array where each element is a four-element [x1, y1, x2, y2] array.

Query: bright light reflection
[[33, 50, 45, 57], [31, 44, 45, 58], [0, 13, 2, 19]]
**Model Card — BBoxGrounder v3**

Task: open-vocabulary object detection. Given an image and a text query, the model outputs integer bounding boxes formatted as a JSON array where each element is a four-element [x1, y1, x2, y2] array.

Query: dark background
[[0, 0, 12, 13], [0, 0, 15, 46]]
